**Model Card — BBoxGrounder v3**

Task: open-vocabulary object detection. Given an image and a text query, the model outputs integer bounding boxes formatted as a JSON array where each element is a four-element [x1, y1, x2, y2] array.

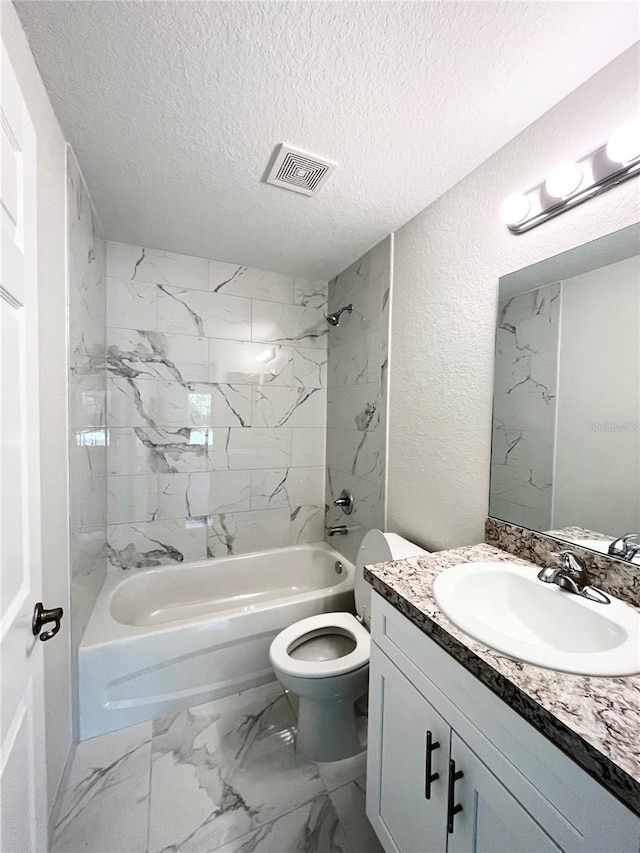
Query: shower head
[[327, 304, 353, 326]]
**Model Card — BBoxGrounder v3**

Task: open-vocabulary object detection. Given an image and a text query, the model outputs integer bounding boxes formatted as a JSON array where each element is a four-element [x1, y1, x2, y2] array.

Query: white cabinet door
[[1, 38, 48, 853], [367, 646, 449, 853], [447, 733, 561, 853]]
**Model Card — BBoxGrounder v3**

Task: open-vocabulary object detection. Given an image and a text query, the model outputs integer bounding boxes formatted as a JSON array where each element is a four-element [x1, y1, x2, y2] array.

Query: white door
[[1, 40, 50, 853], [447, 733, 561, 853], [367, 646, 450, 853]]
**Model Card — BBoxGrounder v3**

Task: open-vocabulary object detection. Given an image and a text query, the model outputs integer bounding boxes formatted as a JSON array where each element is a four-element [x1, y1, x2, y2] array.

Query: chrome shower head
[[327, 304, 353, 326]]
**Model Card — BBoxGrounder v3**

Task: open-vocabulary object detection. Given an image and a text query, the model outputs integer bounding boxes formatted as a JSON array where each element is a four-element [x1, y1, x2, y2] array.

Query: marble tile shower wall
[[489, 283, 560, 531], [105, 242, 328, 569], [67, 151, 107, 647], [325, 237, 391, 554]]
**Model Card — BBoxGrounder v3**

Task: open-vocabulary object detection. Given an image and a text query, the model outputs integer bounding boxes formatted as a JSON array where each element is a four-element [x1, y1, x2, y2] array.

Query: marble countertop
[[545, 525, 612, 542], [364, 543, 640, 816]]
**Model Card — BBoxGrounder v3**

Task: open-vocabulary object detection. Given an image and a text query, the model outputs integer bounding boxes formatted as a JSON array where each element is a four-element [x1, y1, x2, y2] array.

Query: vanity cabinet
[[369, 647, 560, 853], [371, 650, 449, 853], [367, 593, 640, 853]]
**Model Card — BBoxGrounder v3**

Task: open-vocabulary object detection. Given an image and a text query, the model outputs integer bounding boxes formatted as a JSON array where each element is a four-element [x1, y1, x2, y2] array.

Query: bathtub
[[79, 542, 355, 740]]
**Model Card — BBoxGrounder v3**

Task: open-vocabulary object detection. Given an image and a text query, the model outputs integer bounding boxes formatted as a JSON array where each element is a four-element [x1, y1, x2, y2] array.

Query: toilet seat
[[269, 612, 370, 679]]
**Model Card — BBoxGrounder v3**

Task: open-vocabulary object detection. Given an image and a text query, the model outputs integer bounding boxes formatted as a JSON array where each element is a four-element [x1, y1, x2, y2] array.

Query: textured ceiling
[[15, 1, 640, 279]]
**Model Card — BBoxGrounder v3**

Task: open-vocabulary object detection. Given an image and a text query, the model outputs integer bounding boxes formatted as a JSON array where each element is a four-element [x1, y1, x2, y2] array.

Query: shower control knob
[[333, 489, 354, 516]]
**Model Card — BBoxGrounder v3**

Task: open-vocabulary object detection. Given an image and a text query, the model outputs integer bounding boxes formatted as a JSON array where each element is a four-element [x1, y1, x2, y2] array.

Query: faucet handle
[[608, 533, 638, 559], [550, 550, 585, 577], [537, 566, 562, 584]]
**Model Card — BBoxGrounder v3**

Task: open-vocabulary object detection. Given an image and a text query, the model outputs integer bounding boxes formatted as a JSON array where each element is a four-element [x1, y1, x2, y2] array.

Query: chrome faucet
[[625, 545, 640, 563], [607, 533, 639, 561], [537, 550, 610, 604], [328, 525, 349, 536]]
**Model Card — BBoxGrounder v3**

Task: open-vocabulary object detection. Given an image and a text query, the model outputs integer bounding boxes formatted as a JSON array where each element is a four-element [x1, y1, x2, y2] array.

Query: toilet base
[[296, 693, 367, 762]]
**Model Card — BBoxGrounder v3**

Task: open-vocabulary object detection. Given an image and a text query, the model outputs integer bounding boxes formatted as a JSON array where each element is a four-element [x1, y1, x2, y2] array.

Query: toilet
[[269, 529, 429, 762]]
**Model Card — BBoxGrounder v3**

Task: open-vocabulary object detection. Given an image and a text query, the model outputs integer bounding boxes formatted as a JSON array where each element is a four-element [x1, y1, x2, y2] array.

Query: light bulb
[[606, 119, 640, 165], [545, 162, 583, 199], [499, 194, 531, 226]]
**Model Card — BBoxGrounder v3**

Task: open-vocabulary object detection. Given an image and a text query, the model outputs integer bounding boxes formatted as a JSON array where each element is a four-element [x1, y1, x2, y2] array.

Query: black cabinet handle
[[424, 730, 440, 799], [447, 758, 464, 833]]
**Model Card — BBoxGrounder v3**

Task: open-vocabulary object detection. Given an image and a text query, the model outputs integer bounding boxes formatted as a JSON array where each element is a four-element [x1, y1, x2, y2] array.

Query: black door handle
[[424, 730, 440, 799], [32, 602, 63, 642], [447, 758, 464, 833]]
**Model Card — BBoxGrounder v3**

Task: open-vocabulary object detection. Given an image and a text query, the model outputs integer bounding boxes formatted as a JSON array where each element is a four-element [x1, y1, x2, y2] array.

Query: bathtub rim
[[81, 540, 355, 649]]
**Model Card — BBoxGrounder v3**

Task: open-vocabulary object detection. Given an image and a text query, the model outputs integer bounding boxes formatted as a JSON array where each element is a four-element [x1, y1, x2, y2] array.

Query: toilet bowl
[[269, 529, 429, 762]]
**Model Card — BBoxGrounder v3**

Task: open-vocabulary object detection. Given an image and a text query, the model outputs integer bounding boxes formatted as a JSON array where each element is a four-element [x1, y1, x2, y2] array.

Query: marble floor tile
[[329, 776, 383, 853], [51, 681, 379, 853], [212, 794, 350, 853], [317, 750, 367, 792], [148, 682, 325, 852], [51, 722, 152, 853]]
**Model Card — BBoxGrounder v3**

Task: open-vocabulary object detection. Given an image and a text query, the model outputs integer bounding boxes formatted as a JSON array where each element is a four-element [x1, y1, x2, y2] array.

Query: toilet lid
[[355, 529, 429, 627], [269, 612, 370, 679]]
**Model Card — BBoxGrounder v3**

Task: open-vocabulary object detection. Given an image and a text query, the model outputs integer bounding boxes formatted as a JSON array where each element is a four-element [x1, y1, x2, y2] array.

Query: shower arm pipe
[[327, 304, 353, 326]]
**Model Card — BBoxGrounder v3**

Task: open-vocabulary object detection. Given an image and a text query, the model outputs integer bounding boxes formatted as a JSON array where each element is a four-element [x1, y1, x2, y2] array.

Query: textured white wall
[[1, 0, 72, 815], [388, 44, 640, 552]]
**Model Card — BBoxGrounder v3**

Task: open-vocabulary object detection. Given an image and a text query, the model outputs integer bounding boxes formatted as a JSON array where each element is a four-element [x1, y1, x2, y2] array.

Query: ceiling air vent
[[265, 144, 337, 196]]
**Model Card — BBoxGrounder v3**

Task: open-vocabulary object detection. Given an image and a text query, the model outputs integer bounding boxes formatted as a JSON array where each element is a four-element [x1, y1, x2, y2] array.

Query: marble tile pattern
[[364, 542, 640, 815], [324, 238, 391, 560], [105, 242, 328, 568], [51, 681, 383, 853], [486, 517, 640, 607], [67, 152, 108, 651], [489, 282, 560, 532]]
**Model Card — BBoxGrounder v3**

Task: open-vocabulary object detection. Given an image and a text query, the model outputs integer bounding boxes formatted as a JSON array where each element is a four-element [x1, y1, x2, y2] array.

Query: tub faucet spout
[[328, 525, 349, 537]]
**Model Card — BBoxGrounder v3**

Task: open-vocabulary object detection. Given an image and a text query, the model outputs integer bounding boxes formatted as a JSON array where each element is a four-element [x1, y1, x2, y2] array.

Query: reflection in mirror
[[490, 225, 640, 563]]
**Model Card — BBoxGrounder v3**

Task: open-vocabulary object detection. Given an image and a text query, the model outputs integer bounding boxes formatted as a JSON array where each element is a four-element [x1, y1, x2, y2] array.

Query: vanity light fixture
[[606, 118, 640, 165], [501, 118, 640, 233], [499, 194, 530, 225], [544, 162, 583, 199]]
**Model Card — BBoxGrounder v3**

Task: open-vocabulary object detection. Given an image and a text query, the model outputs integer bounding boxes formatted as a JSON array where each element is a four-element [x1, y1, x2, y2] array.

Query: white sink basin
[[432, 562, 640, 676]]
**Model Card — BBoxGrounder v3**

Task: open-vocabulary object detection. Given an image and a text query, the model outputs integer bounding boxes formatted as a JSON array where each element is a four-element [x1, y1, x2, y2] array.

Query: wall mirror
[[489, 223, 640, 563]]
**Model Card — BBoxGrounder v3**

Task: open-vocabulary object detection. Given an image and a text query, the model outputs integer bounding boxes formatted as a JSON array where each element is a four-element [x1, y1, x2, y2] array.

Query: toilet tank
[[354, 529, 429, 629]]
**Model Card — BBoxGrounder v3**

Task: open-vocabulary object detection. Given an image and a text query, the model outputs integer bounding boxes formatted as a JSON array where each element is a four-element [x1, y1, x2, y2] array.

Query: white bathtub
[[79, 542, 355, 740]]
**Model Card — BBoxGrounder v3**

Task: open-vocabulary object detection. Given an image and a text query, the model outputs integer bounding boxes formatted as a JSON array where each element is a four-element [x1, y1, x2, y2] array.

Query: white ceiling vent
[[265, 144, 337, 196]]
